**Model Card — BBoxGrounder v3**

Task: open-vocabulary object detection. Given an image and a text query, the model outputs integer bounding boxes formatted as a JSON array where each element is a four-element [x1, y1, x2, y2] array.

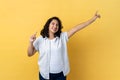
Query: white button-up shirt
[[33, 32, 70, 79]]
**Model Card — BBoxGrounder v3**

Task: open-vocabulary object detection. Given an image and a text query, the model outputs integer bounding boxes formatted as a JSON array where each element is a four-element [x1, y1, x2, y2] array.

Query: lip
[[53, 29, 57, 32], [52, 28, 57, 31]]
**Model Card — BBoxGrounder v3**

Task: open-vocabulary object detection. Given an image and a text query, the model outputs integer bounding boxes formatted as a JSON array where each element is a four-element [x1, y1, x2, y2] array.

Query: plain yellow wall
[[0, 0, 120, 80]]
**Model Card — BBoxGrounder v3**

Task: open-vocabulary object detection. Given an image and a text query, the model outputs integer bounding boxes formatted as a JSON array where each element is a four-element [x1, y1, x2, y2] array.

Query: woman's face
[[49, 19, 59, 34]]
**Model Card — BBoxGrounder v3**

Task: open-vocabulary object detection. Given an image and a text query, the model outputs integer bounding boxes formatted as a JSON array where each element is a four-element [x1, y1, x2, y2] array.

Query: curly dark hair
[[40, 16, 63, 38]]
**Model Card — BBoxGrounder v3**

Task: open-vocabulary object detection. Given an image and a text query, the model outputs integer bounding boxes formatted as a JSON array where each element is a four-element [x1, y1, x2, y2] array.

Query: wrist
[[29, 40, 33, 45], [92, 16, 97, 21], [29, 42, 34, 48]]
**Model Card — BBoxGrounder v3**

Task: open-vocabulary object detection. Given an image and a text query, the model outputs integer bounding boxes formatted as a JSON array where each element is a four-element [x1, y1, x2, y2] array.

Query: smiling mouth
[[52, 28, 57, 31]]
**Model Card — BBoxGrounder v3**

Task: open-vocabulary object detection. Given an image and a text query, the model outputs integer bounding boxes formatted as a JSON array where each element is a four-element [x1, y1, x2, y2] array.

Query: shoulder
[[35, 36, 44, 42], [36, 36, 42, 40], [60, 32, 69, 41], [60, 32, 67, 36]]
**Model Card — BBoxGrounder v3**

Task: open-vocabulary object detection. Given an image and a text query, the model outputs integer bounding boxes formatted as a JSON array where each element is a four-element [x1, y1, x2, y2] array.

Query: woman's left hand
[[95, 11, 101, 18]]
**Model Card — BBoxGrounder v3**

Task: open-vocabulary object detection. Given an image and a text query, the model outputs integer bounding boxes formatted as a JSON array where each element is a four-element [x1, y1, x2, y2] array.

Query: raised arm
[[67, 11, 101, 38], [27, 32, 37, 57]]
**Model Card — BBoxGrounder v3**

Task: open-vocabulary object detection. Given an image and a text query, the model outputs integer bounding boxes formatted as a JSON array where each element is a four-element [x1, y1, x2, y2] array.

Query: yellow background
[[0, 0, 120, 80]]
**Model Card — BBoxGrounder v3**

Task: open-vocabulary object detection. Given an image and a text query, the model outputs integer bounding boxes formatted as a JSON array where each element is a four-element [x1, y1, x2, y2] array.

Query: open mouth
[[52, 28, 57, 31]]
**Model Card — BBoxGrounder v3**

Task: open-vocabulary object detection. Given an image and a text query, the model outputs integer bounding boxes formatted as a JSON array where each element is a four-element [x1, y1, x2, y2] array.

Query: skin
[[48, 19, 59, 40], [27, 11, 101, 57]]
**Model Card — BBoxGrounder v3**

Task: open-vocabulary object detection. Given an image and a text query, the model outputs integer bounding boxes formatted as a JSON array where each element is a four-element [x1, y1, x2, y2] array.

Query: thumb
[[95, 10, 98, 16]]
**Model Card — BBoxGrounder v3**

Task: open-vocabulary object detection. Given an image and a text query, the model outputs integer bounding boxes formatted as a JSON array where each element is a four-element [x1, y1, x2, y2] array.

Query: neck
[[49, 32, 55, 39]]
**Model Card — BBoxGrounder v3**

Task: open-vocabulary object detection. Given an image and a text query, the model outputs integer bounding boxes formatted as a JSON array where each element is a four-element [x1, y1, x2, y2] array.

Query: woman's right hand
[[28, 32, 37, 57], [29, 32, 37, 43]]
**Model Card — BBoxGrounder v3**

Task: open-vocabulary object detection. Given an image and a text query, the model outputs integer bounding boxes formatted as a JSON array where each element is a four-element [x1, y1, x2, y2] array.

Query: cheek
[[49, 25, 52, 29], [57, 27, 59, 31]]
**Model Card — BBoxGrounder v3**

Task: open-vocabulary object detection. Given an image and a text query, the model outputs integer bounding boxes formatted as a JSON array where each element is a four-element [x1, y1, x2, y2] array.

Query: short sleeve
[[61, 32, 69, 42], [33, 36, 42, 51]]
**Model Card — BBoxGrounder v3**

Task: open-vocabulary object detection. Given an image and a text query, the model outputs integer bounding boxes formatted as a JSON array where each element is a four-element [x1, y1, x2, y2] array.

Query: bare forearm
[[68, 16, 98, 38], [27, 32, 37, 57], [75, 16, 97, 32], [27, 43, 35, 57], [67, 11, 101, 38]]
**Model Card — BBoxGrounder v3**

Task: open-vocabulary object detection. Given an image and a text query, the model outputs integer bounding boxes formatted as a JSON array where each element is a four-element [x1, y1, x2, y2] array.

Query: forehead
[[51, 19, 59, 24]]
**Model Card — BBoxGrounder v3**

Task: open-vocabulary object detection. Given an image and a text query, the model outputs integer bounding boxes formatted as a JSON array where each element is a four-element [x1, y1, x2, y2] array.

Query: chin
[[52, 30, 58, 33]]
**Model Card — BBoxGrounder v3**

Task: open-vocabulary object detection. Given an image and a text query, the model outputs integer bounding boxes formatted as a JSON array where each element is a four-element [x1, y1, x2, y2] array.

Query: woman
[[27, 11, 100, 80]]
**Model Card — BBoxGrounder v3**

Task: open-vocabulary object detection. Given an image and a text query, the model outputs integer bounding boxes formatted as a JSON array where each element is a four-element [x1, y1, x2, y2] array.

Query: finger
[[35, 32, 37, 35], [95, 10, 98, 16], [33, 32, 37, 36], [96, 10, 98, 14]]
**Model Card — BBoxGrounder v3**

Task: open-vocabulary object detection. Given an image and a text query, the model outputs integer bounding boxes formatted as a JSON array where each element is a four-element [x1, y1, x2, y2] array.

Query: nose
[[54, 24, 58, 28]]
